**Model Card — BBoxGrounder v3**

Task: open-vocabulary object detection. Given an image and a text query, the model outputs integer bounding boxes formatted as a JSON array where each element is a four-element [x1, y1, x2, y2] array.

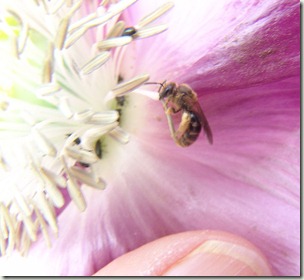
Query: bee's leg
[[166, 106, 182, 115], [175, 113, 190, 139], [161, 100, 178, 142]]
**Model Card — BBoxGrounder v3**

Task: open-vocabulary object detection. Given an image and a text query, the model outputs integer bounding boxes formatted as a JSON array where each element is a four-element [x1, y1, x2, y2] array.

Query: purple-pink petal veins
[[133, 0, 299, 92]]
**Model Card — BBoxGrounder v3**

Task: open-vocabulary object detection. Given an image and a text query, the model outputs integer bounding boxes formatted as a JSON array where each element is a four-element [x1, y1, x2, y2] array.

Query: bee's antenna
[[144, 80, 166, 92]]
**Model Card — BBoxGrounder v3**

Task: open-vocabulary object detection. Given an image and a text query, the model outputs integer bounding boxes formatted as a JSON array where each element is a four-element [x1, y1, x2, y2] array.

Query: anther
[[108, 0, 138, 17], [89, 111, 119, 124], [64, 146, 99, 164], [44, 179, 65, 208], [138, 2, 174, 28], [42, 44, 54, 83], [66, 179, 86, 212], [36, 83, 61, 97], [41, 167, 66, 188], [73, 109, 94, 122], [69, 167, 106, 190], [111, 74, 150, 97], [17, 23, 28, 55], [80, 123, 117, 150], [35, 192, 58, 233], [81, 51, 111, 75], [96, 36, 132, 51], [134, 25, 168, 39], [21, 215, 37, 242], [55, 16, 70, 50], [33, 206, 51, 248], [106, 21, 126, 38]]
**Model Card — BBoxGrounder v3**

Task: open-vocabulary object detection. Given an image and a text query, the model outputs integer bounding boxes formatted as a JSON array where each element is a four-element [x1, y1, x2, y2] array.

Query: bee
[[159, 82, 213, 147]]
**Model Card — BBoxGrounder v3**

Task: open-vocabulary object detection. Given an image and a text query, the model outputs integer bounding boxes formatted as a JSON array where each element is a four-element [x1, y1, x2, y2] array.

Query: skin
[[94, 230, 272, 276]]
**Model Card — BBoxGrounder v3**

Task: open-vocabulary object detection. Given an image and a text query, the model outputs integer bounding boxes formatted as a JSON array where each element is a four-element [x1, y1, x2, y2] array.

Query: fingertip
[[94, 230, 272, 276]]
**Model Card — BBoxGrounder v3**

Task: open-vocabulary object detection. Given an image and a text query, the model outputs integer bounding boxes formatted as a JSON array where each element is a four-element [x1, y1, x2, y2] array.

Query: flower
[[0, 0, 300, 276]]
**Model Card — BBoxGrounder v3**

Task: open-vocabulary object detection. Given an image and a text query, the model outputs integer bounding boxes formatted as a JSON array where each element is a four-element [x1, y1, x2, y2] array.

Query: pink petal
[[133, 0, 299, 91]]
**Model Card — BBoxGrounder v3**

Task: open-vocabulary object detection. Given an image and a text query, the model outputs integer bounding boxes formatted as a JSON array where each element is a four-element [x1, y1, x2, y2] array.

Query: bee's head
[[159, 82, 176, 100]]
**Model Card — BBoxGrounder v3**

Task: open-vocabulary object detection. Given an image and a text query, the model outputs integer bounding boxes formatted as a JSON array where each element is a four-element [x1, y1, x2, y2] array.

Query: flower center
[[0, 0, 173, 255]]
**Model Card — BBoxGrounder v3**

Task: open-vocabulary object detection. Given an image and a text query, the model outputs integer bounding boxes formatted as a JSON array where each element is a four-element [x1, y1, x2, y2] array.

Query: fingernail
[[163, 239, 272, 276]]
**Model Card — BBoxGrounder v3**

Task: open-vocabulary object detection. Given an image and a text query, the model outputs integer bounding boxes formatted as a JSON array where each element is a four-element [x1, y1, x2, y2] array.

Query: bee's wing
[[185, 96, 213, 144]]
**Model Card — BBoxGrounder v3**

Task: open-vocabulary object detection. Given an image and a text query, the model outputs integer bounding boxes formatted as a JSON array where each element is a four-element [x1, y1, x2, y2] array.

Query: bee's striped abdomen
[[178, 112, 201, 147]]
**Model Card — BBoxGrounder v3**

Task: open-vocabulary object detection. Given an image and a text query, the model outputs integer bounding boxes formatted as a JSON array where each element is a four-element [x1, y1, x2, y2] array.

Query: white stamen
[[81, 51, 111, 75], [0, 211, 8, 239], [1, 204, 16, 245], [137, 2, 174, 28], [33, 206, 51, 248], [20, 226, 31, 256], [81, 123, 117, 150], [106, 21, 126, 38], [22, 215, 37, 242], [61, 157, 87, 212], [55, 17, 70, 50], [18, 23, 29, 55], [31, 128, 57, 157], [58, 96, 73, 118], [110, 74, 150, 97], [36, 83, 61, 97], [64, 147, 99, 163], [64, 26, 88, 48], [68, 13, 96, 35], [97, 36, 132, 51], [13, 188, 32, 217], [66, 0, 83, 18], [65, 8, 115, 47], [108, 0, 138, 17], [0, 230, 6, 256], [73, 109, 94, 122], [134, 24, 168, 39], [14, 220, 21, 251], [70, 167, 106, 190], [109, 126, 130, 144], [44, 180, 65, 208], [11, 35, 19, 59], [42, 44, 55, 83], [35, 192, 58, 233], [41, 167, 66, 188], [89, 111, 119, 124], [66, 179, 86, 212], [82, 12, 114, 30], [133, 88, 160, 100], [0, 205, 14, 251]]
